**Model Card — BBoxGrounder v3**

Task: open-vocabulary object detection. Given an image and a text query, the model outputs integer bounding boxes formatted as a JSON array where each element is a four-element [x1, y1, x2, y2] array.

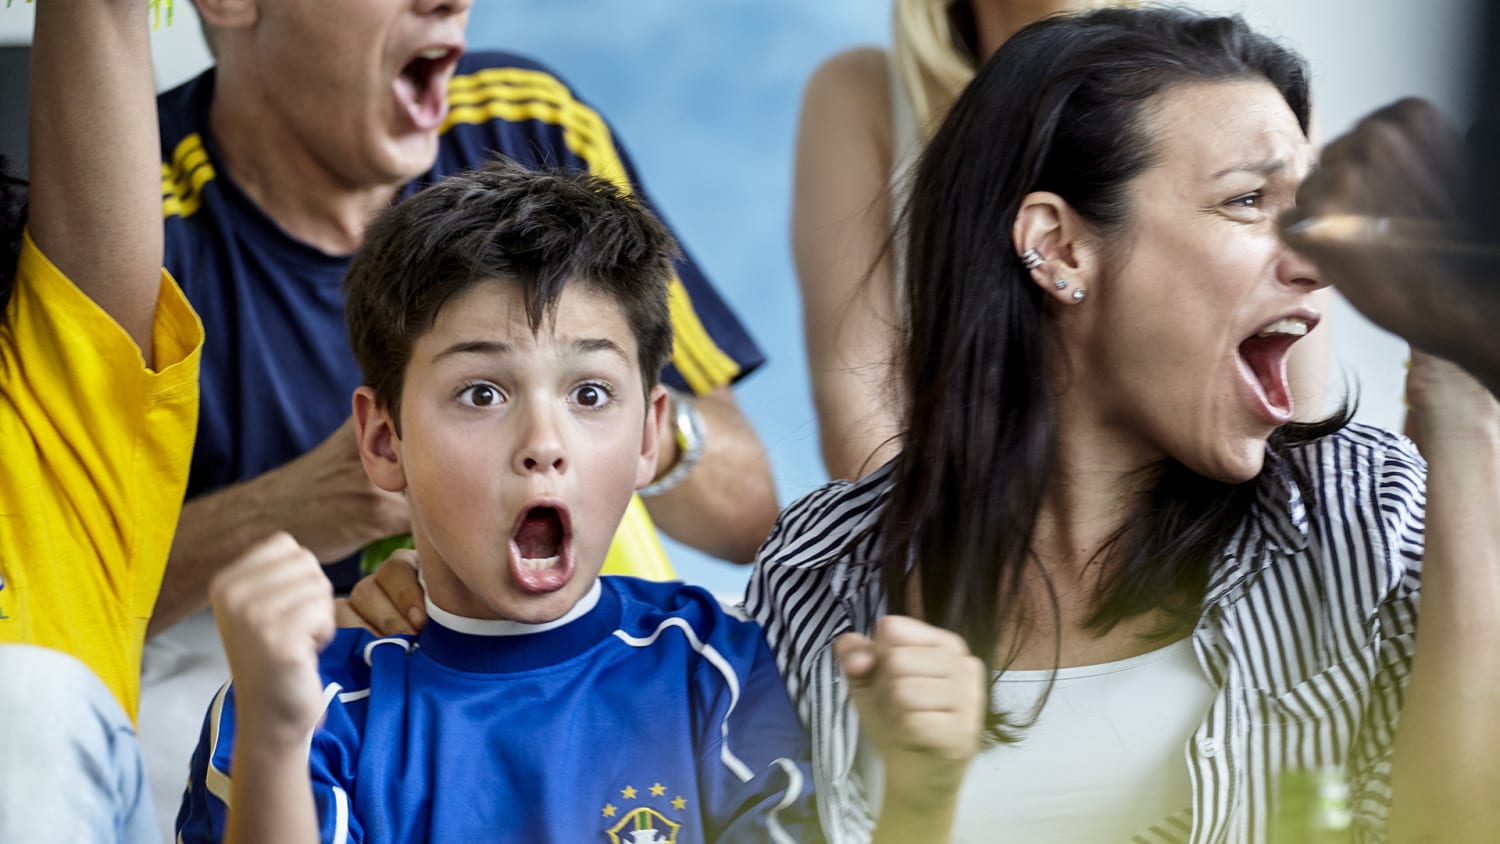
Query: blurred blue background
[[470, 2, 891, 596]]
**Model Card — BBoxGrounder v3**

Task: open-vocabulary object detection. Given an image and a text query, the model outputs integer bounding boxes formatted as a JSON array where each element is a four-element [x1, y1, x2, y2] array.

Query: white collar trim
[[421, 577, 603, 637]]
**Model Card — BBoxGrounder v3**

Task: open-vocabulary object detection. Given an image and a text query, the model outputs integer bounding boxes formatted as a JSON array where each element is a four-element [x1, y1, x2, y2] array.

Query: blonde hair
[[891, 0, 1130, 135]]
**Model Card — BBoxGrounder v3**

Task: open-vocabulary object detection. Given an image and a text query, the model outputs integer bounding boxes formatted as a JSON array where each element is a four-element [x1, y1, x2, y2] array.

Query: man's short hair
[[344, 157, 677, 430]]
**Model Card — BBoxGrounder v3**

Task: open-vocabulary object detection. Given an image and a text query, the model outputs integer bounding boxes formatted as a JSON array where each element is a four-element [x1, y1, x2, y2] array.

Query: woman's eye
[[571, 383, 613, 409], [459, 383, 502, 407], [1227, 192, 1262, 208]]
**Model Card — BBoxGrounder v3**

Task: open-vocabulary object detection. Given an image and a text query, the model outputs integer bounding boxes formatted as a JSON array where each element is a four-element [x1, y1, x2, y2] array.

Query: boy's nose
[[514, 411, 567, 475]]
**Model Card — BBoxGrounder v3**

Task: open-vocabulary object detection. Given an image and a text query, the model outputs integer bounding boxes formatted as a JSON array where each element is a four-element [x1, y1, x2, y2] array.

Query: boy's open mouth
[[509, 504, 573, 594]]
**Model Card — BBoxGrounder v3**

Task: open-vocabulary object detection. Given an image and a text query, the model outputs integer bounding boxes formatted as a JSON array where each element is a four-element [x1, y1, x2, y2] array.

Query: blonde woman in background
[[794, 0, 1332, 480]]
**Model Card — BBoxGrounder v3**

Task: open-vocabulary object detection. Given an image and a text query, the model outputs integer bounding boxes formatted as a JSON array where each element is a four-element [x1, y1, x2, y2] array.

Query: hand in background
[[834, 615, 985, 833], [152, 416, 413, 634], [335, 549, 426, 635], [210, 532, 335, 744], [259, 416, 411, 564], [1281, 98, 1500, 394], [1406, 348, 1500, 458]]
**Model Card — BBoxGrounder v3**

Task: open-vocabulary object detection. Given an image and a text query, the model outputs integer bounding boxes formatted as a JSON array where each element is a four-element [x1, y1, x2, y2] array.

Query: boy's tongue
[[512, 508, 569, 593], [516, 510, 561, 559]]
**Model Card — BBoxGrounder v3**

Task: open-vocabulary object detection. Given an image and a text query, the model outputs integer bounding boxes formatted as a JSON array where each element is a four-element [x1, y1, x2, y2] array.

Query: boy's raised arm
[[199, 533, 333, 844], [26, 0, 161, 364]]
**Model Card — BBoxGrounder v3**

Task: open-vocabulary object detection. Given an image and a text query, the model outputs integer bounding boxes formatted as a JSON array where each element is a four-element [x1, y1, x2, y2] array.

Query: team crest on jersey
[[601, 781, 687, 843]]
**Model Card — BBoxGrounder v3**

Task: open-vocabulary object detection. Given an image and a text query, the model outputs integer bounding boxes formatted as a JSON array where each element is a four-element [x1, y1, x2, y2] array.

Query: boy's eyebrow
[[432, 340, 512, 362], [572, 338, 631, 365], [429, 338, 631, 364]]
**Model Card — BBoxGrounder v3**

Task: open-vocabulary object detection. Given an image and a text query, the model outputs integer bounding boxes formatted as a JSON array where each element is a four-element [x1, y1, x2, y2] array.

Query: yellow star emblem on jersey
[[602, 803, 617, 818], [650, 783, 666, 797], [622, 786, 637, 799], [672, 796, 687, 811]]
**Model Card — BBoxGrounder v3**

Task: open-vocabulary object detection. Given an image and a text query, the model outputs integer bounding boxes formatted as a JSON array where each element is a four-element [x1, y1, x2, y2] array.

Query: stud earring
[[1054, 279, 1068, 291], [1020, 248, 1045, 270], [1072, 288, 1087, 302]]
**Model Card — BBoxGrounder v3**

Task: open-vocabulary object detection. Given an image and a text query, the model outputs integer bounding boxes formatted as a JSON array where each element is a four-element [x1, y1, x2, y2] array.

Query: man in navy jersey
[[176, 160, 819, 843]]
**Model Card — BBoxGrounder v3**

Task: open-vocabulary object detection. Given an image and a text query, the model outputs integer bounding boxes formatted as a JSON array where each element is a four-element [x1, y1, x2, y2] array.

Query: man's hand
[[1281, 98, 1500, 392], [210, 532, 336, 744], [152, 416, 411, 634], [258, 416, 410, 564], [834, 616, 986, 822], [335, 549, 426, 635]]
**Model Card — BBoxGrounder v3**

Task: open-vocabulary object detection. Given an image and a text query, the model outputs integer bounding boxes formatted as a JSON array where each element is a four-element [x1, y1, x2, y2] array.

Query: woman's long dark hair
[[879, 7, 1347, 739], [1, 154, 25, 315]]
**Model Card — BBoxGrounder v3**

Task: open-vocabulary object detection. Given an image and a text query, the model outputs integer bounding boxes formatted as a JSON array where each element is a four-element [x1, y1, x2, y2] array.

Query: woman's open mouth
[[1236, 316, 1314, 424]]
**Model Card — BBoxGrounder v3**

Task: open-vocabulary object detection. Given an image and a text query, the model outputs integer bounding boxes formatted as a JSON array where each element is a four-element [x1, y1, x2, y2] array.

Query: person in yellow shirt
[[0, 0, 203, 839]]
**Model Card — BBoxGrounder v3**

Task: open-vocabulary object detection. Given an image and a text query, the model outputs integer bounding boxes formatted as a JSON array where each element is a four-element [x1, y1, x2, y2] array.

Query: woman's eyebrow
[[1212, 158, 1287, 180]]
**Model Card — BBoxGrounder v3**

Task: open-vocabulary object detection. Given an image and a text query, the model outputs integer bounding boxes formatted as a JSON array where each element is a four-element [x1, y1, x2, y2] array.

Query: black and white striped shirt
[[746, 423, 1424, 844]]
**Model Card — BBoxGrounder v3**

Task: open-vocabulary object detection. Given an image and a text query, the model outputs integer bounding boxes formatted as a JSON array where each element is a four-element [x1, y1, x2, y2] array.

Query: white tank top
[[858, 636, 1214, 841]]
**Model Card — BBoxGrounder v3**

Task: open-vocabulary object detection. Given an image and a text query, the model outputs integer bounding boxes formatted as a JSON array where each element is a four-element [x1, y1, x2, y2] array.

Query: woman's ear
[[1011, 191, 1099, 307], [353, 386, 407, 494]]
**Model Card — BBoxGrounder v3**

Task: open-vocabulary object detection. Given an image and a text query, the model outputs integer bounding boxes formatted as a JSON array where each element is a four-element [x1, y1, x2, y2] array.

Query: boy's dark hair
[[1, 155, 25, 317], [344, 158, 677, 431]]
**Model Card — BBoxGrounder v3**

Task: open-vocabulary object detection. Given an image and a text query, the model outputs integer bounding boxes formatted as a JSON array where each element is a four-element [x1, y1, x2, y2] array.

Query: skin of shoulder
[[793, 46, 908, 480]]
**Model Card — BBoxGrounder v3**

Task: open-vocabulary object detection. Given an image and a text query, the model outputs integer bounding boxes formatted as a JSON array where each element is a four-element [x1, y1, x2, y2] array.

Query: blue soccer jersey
[[157, 54, 765, 589], [176, 577, 821, 843]]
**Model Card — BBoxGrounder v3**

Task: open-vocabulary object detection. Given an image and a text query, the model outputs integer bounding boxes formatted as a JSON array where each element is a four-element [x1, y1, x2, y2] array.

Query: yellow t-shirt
[[0, 230, 203, 722]]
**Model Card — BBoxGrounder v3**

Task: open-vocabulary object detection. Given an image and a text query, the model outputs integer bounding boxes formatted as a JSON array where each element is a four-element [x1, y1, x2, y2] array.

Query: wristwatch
[[638, 389, 705, 497]]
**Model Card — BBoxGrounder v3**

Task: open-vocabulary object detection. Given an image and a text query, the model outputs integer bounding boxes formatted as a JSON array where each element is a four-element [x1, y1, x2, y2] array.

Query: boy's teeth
[[420, 48, 449, 60], [519, 555, 560, 571], [1257, 318, 1308, 337]]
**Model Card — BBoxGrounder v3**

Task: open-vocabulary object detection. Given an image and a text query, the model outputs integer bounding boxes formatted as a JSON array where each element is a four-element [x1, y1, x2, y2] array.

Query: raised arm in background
[[793, 48, 906, 481], [1387, 351, 1500, 842], [28, 0, 162, 358]]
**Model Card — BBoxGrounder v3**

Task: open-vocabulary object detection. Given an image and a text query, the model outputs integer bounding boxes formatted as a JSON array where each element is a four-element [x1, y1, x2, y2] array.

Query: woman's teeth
[[1257, 318, 1308, 337]]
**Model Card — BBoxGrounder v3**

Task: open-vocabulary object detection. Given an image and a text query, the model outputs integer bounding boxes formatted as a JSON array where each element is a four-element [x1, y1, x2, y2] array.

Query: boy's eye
[[459, 383, 502, 407], [571, 383, 612, 409]]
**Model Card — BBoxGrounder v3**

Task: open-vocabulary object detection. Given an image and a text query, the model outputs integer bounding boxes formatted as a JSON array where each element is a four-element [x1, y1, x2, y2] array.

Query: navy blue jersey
[[176, 577, 821, 843], [158, 53, 764, 588]]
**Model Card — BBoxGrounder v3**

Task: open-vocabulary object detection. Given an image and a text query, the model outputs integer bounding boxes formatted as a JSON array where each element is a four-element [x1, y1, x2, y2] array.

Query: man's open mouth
[[394, 46, 462, 131]]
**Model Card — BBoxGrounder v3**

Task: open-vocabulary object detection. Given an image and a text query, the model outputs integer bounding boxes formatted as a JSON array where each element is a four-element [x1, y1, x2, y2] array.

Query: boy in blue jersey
[[175, 159, 821, 843]]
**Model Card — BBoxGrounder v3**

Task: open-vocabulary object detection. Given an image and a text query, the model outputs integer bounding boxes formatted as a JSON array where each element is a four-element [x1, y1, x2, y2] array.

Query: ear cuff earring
[[1054, 279, 1068, 290], [1020, 248, 1045, 270]]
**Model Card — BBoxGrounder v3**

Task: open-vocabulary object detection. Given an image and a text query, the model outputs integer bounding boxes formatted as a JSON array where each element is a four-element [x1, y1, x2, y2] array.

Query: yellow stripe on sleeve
[[160, 133, 216, 220]]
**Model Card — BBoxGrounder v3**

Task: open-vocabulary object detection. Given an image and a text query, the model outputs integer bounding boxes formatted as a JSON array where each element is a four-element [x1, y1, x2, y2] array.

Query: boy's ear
[[636, 385, 669, 490], [353, 386, 407, 493], [192, 0, 258, 33], [1011, 191, 1100, 307]]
